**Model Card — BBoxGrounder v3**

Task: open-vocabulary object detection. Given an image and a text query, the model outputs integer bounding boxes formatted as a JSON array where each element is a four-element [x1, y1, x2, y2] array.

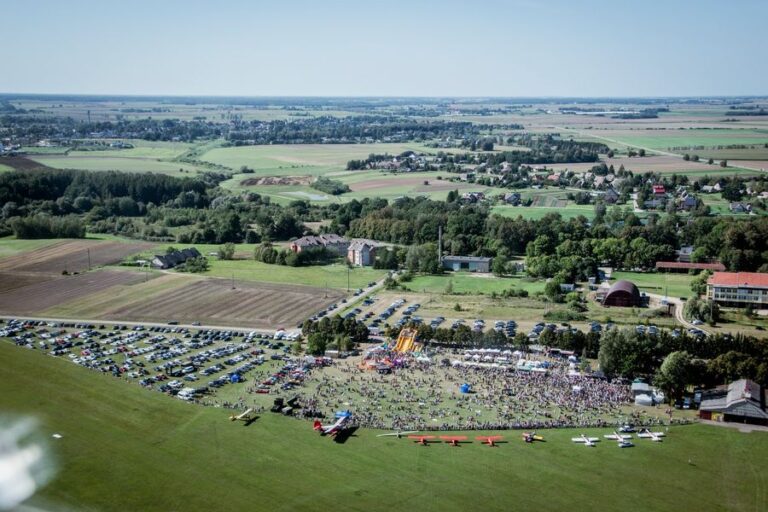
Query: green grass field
[[492, 205, 596, 221], [204, 259, 386, 290], [612, 271, 695, 299], [595, 129, 768, 151], [2, 341, 767, 512], [406, 273, 545, 295], [0, 237, 62, 259], [202, 143, 438, 177]]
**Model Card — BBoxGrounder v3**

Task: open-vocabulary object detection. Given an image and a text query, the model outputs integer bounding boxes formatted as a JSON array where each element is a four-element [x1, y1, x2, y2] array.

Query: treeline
[[227, 115, 506, 144], [11, 214, 85, 239], [0, 169, 209, 209], [253, 243, 338, 267], [301, 316, 370, 355], [311, 177, 350, 195], [320, 195, 768, 275]]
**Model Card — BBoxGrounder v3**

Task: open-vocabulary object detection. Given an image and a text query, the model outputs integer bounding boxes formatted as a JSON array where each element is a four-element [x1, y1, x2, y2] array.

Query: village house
[[151, 247, 202, 269]]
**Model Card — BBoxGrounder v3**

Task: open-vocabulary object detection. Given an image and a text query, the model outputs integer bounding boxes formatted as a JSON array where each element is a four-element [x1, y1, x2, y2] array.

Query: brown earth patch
[[0, 269, 152, 314], [0, 240, 155, 274], [106, 278, 344, 329]]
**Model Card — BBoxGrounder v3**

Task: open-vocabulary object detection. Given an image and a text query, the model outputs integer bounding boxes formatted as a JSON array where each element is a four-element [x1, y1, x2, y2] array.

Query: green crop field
[[611, 271, 695, 299], [492, 205, 596, 221], [406, 273, 545, 295], [2, 341, 767, 512], [0, 237, 62, 259], [27, 155, 202, 176], [595, 129, 768, 151], [201, 143, 438, 177], [204, 259, 387, 290]]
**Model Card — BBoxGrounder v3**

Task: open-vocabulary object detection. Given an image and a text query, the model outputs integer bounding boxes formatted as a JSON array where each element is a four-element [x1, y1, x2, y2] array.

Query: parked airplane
[[377, 430, 419, 438], [637, 429, 665, 442], [603, 431, 632, 441], [571, 434, 600, 447], [408, 435, 436, 446], [229, 408, 255, 422], [313, 414, 350, 437], [522, 432, 544, 443], [475, 435, 504, 447], [439, 435, 468, 447]]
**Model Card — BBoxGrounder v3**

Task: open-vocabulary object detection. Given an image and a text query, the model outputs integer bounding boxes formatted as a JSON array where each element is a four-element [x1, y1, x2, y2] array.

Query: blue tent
[[335, 410, 352, 418], [229, 373, 241, 383], [460, 383, 471, 394]]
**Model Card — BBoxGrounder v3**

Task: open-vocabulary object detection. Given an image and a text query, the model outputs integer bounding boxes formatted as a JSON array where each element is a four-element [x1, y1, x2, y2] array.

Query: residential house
[[652, 184, 666, 196], [699, 379, 768, 425], [604, 188, 619, 204], [729, 202, 751, 214], [151, 247, 202, 269]]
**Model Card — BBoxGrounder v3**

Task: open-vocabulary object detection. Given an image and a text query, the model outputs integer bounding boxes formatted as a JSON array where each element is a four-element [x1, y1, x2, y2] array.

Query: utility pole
[[232, 272, 236, 290], [347, 266, 350, 292], [87, 248, 91, 271]]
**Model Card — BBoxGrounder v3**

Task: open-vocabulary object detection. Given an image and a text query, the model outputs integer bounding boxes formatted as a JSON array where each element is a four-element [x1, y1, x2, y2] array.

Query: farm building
[[441, 255, 492, 273], [655, 261, 726, 273], [602, 280, 641, 307], [347, 239, 379, 267], [706, 272, 768, 308], [289, 234, 348, 254], [151, 247, 201, 269], [699, 379, 768, 426]]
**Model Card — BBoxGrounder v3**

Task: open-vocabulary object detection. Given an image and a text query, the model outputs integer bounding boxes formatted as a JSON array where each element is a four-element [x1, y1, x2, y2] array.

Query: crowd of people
[[276, 351, 676, 431]]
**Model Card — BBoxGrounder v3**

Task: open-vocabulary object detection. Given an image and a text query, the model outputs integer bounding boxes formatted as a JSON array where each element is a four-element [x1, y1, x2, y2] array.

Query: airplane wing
[[439, 436, 468, 441], [571, 437, 586, 443], [604, 434, 619, 440], [588, 437, 600, 442]]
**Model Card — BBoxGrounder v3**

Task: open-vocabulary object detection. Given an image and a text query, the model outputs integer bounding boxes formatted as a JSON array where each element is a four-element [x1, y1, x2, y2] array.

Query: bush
[[543, 310, 586, 322]]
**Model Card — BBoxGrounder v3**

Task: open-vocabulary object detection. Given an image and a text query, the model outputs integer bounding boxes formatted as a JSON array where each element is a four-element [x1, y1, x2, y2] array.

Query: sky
[[1, 0, 766, 97]]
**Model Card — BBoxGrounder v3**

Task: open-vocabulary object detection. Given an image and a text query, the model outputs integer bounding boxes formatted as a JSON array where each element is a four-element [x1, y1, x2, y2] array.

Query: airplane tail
[[313, 420, 322, 431]]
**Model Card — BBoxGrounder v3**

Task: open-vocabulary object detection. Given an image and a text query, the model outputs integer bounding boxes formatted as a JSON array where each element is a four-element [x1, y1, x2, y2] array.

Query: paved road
[[646, 293, 711, 336]]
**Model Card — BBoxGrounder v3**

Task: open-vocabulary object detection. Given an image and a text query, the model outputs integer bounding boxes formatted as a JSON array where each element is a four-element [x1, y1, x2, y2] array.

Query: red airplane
[[439, 435, 468, 447], [408, 435, 436, 446], [475, 435, 504, 447]]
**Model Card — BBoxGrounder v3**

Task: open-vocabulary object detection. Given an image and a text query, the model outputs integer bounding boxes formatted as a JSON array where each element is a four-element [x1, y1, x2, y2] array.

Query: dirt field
[[543, 155, 717, 174], [107, 278, 344, 328], [0, 240, 154, 274], [0, 270, 151, 314]]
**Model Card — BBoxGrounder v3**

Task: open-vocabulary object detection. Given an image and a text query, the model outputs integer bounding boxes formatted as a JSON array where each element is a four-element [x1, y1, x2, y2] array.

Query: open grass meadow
[[2, 341, 767, 512], [405, 273, 545, 295], [203, 258, 387, 290], [585, 129, 768, 152], [611, 271, 695, 299], [492, 204, 596, 221]]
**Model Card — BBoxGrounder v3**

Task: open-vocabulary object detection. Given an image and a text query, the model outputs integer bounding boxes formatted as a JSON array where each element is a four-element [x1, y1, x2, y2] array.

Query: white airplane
[[377, 430, 419, 438], [571, 434, 600, 447], [313, 414, 350, 437], [229, 408, 255, 422], [637, 429, 665, 442], [604, 431, 633, 441]]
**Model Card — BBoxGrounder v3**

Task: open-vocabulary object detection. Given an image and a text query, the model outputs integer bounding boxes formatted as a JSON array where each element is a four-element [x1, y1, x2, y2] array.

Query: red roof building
[[652, 185, 666, 195], [707, 272, 768, 308]]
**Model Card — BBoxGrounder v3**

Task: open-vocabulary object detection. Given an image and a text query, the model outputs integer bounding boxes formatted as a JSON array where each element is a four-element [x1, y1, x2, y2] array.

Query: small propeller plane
[[408, 435, 436, 446], [571, 434, 600, 447], [439, 435, 468, 447], [522, 432, 544, 443], [313, 414, 350, 437], [229, 408, 255, 422], [475, 435, 504, 447], [637, 429, 665, 442], [603, 431, 632, 441], [376, 430, 419, 439]]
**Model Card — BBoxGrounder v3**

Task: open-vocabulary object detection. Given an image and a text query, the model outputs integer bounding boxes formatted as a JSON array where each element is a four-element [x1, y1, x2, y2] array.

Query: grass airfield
[[2, 342, 767, 512]]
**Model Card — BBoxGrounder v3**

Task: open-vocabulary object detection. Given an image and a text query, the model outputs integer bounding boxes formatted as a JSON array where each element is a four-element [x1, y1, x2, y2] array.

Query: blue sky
[[1, 0, 766, 97]]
